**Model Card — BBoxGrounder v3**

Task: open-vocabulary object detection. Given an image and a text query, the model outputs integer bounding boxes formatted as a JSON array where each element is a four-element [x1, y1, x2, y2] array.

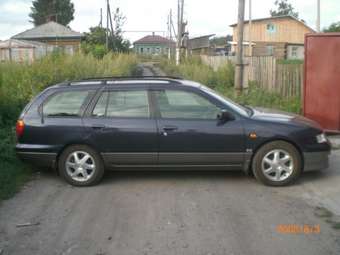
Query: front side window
[[92, 90, 150, 118], [155, 90, 220, 120], [43, 90, 91, 117]]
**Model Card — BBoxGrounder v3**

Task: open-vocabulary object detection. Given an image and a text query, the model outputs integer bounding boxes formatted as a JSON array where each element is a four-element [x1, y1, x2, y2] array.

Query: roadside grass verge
[[0, 53, 139, 200], [314, 206, 340, 231], [158, 58, 301, 114]]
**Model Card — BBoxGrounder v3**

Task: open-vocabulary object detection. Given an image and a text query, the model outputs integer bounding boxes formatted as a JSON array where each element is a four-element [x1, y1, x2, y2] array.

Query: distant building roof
[[134, 35, 175, 45], [189, 34, 215, 50], [230, 15, 315, 32], [0, 39, 48, 49], [12, 21, 84, 40]]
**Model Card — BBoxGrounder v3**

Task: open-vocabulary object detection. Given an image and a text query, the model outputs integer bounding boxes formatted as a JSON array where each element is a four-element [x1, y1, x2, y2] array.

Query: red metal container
[[304, 33, 340, 133]]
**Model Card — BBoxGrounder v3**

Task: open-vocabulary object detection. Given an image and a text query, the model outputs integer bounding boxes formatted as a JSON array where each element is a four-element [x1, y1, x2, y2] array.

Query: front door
[[153, 88, 246, 168], [83, 89, 158, 167]]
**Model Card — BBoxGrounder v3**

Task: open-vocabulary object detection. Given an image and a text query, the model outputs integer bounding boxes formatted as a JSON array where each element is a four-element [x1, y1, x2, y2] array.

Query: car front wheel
[[58, 145, 104, 186], [252, 141, 302, 186]]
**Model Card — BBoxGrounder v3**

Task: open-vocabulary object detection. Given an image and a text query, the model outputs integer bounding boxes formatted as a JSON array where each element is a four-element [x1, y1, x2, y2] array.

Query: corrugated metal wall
[[304, 33, 340, 132]]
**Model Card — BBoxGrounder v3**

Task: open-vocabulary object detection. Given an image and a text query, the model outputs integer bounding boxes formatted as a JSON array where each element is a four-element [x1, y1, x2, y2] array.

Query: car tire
[[58, 145, 105, 186], [252, 141, 302, 186]]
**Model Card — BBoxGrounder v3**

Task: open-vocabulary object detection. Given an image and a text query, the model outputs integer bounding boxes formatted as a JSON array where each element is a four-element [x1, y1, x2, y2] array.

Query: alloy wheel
[[261, 149, 294, 182], [65, 151, 96, 182]]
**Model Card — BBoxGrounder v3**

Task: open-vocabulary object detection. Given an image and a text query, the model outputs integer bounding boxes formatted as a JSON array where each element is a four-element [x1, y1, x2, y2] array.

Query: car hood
[[250, 107, 322, 129]]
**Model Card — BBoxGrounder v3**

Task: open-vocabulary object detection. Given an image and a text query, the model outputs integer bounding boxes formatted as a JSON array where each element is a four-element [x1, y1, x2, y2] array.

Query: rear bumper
[[16, 151, 57, 168], [303, 151, 330, 172]]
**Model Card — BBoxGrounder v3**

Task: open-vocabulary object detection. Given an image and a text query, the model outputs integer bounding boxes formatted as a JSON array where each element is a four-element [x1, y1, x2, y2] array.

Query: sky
[[0, 0, 340, 42]]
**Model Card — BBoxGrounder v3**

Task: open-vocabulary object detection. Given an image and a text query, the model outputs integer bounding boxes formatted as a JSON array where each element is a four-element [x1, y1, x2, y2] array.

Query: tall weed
[[0, 53, 139, 200]]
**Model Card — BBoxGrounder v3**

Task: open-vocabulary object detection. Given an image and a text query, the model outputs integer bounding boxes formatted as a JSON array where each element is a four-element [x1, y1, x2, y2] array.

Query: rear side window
[[43, 90, 91, 117], [92, 90, 150, 118]]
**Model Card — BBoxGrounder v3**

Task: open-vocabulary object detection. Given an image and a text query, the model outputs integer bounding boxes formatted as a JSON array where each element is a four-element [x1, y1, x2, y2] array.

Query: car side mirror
[[217, 110, 235, 122]]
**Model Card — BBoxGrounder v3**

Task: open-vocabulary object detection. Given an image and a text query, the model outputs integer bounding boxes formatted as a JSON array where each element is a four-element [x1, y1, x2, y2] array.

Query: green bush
[[81, 43, 109, 59], [159, 57, 301, 114], [0, 53, 139, 200], [159, 57, 235, 89]]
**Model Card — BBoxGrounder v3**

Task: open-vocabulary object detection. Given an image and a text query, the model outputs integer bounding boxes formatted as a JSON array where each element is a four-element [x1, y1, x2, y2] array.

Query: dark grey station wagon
[[16, 77, 331, 186]]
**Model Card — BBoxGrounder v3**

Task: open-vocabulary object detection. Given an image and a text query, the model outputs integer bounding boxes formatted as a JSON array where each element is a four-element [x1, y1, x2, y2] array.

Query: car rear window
[[43, 90, 91, 117]]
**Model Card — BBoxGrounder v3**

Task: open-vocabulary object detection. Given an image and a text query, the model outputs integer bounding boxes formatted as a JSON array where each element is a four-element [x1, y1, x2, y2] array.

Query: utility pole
[[176, 0, 184, 65], [235, 0, 245, 94], [168, 9, 173, 60], [316, 0, 321, 32], [248, 0, 253, 83], [99, 8, 103, 28], [106, 0, 109, 50], [108, 5, 115, 51], [248, 0, 252, 57]]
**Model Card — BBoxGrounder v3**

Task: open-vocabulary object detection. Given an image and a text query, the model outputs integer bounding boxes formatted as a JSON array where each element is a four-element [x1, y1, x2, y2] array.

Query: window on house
[[292, 46, 299, 57], [140, 47, 144, 53], [266, 23, 276, 33], [266, 45, 274, 56]]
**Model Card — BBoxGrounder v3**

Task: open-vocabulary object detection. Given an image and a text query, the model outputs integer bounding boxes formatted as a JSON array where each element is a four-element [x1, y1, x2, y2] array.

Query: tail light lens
[[16, 120, 25, 138]]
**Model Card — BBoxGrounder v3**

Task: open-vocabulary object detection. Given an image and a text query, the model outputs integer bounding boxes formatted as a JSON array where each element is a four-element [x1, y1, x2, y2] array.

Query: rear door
[[152, 88, 246, 167], [83, 87, 158, 167], [22, 88, 95, 153]]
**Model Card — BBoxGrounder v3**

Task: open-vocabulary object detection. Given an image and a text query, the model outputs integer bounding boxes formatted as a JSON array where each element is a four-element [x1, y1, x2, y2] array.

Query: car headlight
[[316, 133, 328, 143]]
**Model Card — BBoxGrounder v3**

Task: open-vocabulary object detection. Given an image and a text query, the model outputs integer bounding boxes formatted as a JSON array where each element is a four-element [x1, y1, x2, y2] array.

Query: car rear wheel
[[58, 145, 104, 186], [252, 141, 302, 186]]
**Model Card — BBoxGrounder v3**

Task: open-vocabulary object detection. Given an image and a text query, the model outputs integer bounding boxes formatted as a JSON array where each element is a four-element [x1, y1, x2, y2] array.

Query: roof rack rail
[[82, 75, 183, 81], [63, 76, 184, 86]]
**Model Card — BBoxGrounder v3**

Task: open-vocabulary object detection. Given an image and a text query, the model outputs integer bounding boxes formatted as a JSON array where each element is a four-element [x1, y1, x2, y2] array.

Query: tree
[[29, 0, 75, 26], [84, 26, 108, 46], [323, 22, 340, 32], [111, 8, 130, 52], [270, 0, 299, 18], [210, 35, 233, 46], [82, 8, 130, 58]]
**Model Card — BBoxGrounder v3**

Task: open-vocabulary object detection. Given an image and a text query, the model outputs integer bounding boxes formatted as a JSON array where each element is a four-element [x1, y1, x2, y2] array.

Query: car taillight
[[16, 120, 25, 138]]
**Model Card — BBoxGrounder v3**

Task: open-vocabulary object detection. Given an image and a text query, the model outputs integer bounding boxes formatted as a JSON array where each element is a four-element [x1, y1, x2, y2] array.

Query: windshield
[[200, 85, 252, 117]]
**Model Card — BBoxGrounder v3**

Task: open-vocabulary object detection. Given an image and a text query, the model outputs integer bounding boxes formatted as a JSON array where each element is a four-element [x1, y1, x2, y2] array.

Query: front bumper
[[303, 151, 330, 172]]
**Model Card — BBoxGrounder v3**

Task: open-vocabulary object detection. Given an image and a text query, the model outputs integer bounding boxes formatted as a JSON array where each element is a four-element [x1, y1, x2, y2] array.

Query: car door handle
[[163, 126, 178, 131], [91, 124, 106, 130], [162, 126, 178, 136]]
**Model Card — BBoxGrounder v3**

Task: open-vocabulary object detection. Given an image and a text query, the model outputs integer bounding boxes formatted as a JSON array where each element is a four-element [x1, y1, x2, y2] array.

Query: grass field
[[0, 53, 139, 200]]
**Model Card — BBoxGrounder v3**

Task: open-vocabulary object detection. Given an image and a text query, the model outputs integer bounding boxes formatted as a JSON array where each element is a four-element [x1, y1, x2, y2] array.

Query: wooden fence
[[201, 55, 304, 98]]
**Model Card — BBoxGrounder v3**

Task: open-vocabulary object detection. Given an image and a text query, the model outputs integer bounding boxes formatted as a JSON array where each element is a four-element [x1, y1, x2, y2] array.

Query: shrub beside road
[[0, 53, 139, 200], [159, 57, 301, 114]]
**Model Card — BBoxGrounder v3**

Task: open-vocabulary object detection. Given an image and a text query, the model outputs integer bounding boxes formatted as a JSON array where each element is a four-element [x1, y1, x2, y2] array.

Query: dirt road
[[0, 151, 339, 255], [1, 66, 339, 254]]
